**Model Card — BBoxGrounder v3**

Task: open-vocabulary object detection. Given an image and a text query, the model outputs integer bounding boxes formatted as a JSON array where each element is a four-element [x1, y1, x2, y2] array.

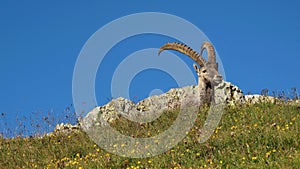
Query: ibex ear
[[193, 64, 200, 74]]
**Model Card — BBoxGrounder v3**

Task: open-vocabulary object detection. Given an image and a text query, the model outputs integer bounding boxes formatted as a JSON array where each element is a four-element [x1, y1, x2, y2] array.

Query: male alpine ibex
[[158, 41, 223, 103]]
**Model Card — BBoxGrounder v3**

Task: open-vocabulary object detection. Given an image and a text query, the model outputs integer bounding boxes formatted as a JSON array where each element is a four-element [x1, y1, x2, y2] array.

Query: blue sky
[[1, 1, 299, 137]]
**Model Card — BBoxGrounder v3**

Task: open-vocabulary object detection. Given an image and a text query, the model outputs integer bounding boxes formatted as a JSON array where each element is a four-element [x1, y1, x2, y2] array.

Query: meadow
[[0, 101, 299, 169]]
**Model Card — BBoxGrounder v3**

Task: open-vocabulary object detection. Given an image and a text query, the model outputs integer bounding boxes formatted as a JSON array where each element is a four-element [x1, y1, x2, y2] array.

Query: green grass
[[1, 102, 299, 169]]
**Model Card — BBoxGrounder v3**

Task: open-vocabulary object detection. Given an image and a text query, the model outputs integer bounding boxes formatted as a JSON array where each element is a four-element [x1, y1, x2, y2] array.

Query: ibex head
[[158, 41, 222, 98]]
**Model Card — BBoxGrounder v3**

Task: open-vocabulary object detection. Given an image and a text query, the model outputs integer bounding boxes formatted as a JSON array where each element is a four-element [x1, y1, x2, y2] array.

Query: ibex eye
[[202, 70, 207, 73]]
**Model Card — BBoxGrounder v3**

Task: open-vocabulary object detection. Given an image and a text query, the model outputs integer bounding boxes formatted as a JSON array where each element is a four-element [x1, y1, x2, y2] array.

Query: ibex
[[158, 41, 223, 103]]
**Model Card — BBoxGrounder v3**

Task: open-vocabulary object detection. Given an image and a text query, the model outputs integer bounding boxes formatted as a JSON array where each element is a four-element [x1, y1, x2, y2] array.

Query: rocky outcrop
[[245, 94, 300, 106], [81, 81, 245, 130], [52, 123, 80, 134], [81, 85, 200, 130], [214, 81, 245, 105], [245, 94, 277, 104]]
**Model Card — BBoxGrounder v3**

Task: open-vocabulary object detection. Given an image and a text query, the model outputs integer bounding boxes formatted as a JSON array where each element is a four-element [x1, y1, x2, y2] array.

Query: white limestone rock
[[81, 81, 245, 130]]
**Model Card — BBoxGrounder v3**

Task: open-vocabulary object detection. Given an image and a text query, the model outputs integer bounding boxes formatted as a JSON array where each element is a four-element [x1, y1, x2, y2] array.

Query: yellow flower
[[265, 151, 271, 158], [285, 124, 289, 129], [148, 160, 152, 164], [231, 125, 237, 130], [252, 156, 257, 160], [276, 125, 281, 130]]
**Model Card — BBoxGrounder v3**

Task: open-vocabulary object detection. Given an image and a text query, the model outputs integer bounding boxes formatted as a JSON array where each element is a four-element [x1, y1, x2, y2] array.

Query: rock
[[81, 85, 201, 131], [214, 81, 245, 105], [52, 122, 80, 135], [81, 81, 246, 130], [244, 94, 277, 104]]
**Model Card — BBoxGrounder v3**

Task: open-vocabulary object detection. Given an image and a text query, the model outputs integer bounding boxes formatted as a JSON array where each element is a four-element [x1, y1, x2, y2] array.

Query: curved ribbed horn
[[200, 41, 217, 67], [158, 42, 206, 67]]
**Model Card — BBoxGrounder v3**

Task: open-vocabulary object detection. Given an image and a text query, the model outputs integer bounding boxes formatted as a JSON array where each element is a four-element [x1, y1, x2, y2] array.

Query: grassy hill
[[1, 102, 299, 169]]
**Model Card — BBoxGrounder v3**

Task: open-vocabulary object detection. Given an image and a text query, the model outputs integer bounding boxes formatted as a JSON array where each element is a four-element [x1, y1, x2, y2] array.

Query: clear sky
[[1, 1, 299, 137]]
